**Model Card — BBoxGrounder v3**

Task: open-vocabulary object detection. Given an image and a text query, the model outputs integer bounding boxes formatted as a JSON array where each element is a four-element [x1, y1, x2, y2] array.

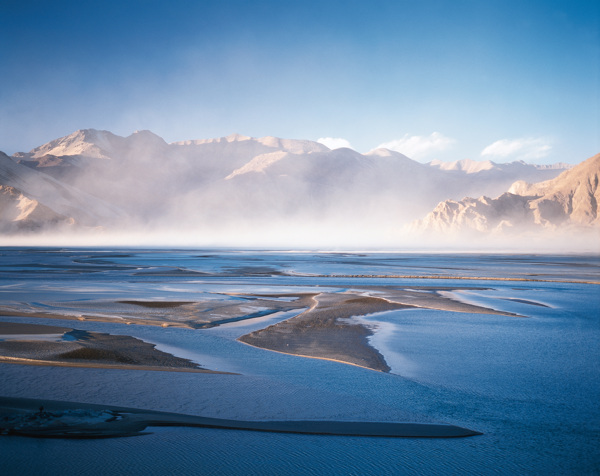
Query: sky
[[1, 0, 598, 164]]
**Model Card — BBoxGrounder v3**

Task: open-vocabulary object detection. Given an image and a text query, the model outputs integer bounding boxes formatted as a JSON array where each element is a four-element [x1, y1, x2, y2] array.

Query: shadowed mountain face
[[412, 154, 600, 237], [0, 185, 71, 233], [0, 151, 122, 230], [1, 129, 590, 246]]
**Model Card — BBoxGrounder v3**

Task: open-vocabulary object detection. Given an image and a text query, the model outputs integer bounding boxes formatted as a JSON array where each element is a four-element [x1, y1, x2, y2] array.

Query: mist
[[1, 129, 598, 253]]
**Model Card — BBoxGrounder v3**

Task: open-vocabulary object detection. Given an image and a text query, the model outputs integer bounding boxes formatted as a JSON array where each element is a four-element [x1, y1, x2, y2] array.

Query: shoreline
[[237, 339, 388, 372]]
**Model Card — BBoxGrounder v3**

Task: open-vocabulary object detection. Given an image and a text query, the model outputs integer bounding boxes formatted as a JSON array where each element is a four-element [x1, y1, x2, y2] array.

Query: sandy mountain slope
[[17, 129, 131, 160], [508, 154, 600, 227], [0, 152, 123, 228], [412, 153, 600, 235], [0, 185, 73, 232]]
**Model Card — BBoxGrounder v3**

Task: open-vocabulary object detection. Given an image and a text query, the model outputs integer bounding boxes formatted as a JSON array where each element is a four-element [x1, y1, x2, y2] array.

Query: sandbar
[[239, 293, 412, 372], [0, 396, 482, 439], [0, 284, 526, 373], [0, 293, 318, 329], [0, 322, 229, 374], [238, 287, 523, 372]]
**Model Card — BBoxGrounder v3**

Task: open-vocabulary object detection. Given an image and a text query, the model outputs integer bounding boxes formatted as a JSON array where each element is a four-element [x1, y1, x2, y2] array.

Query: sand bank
[[238, 287, 524, 371], [0, 321, 73, 335], [0, 283, 517, 332], [239, 293, 413, 372], [0, 396, 482, 439], [0, 284, 524, 373], [0, 294, 318, 329], [0, 322, 228, 374], [0, 309, 193, 329]]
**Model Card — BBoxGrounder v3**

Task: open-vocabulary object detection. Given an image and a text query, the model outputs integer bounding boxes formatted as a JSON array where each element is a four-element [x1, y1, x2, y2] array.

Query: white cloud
[[481, 138, 552, 161], [376, 132, 455, 160], [317, 137, 354, 150]]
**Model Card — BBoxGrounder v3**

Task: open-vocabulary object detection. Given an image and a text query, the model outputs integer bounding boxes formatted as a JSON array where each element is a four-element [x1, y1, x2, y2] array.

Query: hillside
[[0, 185, 72, 232], [0, 151, 122, 228], [412, 154, 600, 236], [1, 129, 582, 246]]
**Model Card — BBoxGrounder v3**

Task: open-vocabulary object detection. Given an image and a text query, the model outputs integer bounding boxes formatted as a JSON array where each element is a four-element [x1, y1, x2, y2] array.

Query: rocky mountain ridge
[[1, 129, 592, 247], [412, 154, 600, 236]]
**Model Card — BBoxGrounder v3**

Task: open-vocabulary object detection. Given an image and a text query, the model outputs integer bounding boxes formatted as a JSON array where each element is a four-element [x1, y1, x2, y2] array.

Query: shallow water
[[0, 249, 599, 475]]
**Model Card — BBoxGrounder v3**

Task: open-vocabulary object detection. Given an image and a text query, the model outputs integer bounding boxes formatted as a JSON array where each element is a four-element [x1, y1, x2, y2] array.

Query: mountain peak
[[429, 158, 496, 174], [127, 130, 168, 147], [172, 133, 251, 146], [366, 148, 395, 157], [257, 136, 328, 154], [26, 129, 122, 160], [365, 148, 411, 160], [413, 153, 600, 236], [225, 133, 251, 142], [131, 129, 161, 138]]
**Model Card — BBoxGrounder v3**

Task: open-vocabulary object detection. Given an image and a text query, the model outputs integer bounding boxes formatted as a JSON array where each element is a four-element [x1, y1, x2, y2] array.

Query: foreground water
[[1, 249, 599, 475]]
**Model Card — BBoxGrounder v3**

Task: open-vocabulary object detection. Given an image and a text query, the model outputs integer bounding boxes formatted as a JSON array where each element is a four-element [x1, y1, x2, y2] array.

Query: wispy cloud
[[317, 137, 354, 150], [376, 132, 455, 160], [481, 137, 552, 161]]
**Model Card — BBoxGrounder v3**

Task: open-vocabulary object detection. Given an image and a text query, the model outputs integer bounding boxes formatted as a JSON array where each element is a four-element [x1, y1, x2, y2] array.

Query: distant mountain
[[15, 129, 133, 160], [428, 158, 571, 174], [426, 158, 572, 198], [508, 154, 600, 227], [0, 151, 123, 230], [412, 154, 600, 236], [429, 158, 496, 173], [0, 184, 71, 232], [0, 129, 586, 246]]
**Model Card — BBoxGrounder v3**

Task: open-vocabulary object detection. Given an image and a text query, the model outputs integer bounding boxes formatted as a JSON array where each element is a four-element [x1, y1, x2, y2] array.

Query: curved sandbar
[[237, 289, 520, 372], [239, 293, 411, 372], [0, 322, 229, 374], [0, 397, 482, 439]]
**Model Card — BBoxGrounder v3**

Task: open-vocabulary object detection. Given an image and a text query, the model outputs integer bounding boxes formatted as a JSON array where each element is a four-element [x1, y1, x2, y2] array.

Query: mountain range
[[1, 129, 597, 248], [411, 154, 599, 241]]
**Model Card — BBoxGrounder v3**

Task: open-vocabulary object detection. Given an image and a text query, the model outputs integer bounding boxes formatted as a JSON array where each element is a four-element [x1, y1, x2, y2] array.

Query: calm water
[[1, 249, 599, 475]]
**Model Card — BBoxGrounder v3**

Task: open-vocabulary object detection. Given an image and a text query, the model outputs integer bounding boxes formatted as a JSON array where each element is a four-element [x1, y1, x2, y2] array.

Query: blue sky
[[1, 0, 598, 163]]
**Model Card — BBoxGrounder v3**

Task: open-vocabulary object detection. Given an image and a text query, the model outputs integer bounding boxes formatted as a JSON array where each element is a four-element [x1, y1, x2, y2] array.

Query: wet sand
[[0, 309, 194, 329], [239, 293, 413, 372], [0, 294, 318, 329], [0, 322, 227, 374], [238, 288, 521, 372], [358, 286, 524, 316], [0, 285, 523, 373], [0, 321, 72, 335], [116, 301, 194, 308], [0, 396, 482, 439]]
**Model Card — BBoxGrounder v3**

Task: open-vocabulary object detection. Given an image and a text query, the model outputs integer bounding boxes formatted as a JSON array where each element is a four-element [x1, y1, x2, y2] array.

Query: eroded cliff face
[[412, 154, 600, 236], [0, 185, 73, 232], [508, 154, 600, 228]]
